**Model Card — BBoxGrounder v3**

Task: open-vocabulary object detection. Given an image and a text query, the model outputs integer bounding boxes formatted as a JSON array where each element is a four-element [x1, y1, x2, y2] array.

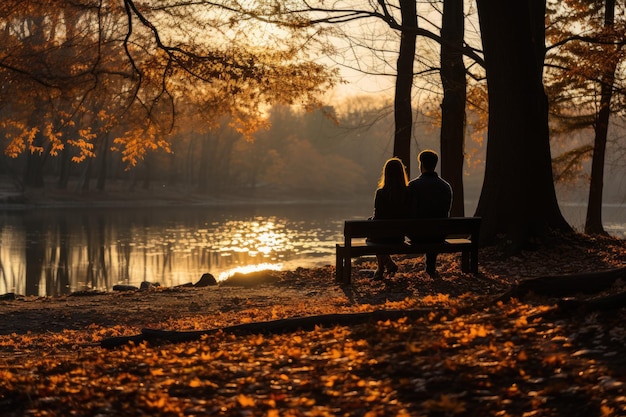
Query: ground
[[0, 231, 625, 416]]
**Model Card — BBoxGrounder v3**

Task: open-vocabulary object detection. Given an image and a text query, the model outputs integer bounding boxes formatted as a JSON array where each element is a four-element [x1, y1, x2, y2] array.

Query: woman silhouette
[[367, 157, 409, 280]]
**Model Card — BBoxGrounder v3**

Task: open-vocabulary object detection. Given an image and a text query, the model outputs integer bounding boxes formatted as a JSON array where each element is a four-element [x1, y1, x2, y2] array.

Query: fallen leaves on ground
[[0, 232, 625, 416]]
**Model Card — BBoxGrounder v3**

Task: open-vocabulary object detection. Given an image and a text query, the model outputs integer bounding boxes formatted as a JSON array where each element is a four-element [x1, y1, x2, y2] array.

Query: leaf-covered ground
[[0, 232, 625, 416]]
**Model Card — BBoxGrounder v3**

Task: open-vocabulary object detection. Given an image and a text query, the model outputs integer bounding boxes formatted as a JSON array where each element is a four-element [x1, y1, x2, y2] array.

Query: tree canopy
[[0, 0, 338, 186]]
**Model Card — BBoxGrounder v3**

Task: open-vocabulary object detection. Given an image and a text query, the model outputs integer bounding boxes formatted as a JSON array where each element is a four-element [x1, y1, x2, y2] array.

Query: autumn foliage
[[0, 0, 338, 186]]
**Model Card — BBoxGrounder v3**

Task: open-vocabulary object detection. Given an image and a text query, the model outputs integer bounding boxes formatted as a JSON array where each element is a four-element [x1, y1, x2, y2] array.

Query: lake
[[0, 203, 372, 297], [0, 202, 623, 297]]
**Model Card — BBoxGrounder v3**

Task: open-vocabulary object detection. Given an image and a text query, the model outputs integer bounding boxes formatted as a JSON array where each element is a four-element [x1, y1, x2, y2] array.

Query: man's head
[[418, 150, 439, 173]]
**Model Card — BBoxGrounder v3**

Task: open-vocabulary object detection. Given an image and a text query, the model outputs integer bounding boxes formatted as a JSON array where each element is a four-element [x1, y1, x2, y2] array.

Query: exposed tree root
[[497, 266, 626, 300], [101, 267, 626, 349], [498, 266, 626, 318], [551, 290, 626, 314], [100, 308, 434, 349]]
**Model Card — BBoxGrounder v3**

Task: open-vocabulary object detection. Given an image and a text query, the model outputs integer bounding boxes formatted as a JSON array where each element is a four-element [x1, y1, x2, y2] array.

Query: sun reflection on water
[[0, 207, 349, 296], [217, 263, 283, 282]]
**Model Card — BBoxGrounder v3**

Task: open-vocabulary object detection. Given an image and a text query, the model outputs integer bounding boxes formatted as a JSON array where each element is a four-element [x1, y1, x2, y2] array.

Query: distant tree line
[[0, 95, 445, 200]]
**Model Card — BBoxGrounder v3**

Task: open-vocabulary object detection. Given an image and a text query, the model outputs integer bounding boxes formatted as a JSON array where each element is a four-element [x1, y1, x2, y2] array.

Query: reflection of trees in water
[[19, 213, 125, 296], [84, 214, 109, 291], [25, 217, 46, 296], [0, 257, 8, 294], [117, 241, 132, 285], [158, 241, 173, 282], [0, 225, 25, 294], [45, 217, 70, 296], [2, 205, 370, 296]]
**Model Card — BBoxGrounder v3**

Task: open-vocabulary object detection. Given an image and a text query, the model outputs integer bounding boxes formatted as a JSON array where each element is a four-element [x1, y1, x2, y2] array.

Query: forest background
[[0, 0, 625, 223]]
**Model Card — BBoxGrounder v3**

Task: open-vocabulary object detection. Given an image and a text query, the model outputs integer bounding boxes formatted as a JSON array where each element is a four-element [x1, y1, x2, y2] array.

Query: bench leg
[[335, 245, 352, 284], [344, 258, 352, 284], [335, 245, 343, 282], [471, 248, 478, 273], [461, 250, 470, 273]]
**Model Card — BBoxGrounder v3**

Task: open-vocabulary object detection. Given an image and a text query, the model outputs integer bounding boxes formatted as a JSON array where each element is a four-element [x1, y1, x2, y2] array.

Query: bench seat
[[335, 217, 481, 283]]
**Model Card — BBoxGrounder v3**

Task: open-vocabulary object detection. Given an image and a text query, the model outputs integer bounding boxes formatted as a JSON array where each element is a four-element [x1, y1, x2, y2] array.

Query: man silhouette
[[408, 150, 453, 277]]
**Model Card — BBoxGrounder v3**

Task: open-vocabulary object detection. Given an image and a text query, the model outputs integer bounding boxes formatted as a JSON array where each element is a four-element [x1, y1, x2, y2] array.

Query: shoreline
[[0, 178, 372, 211], [1, 228, 624, 305], [0, 192, 370, 211]]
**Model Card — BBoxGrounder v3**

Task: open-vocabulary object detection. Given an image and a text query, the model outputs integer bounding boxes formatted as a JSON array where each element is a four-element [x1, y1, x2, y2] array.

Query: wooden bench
[[335, 217, 481, 283]]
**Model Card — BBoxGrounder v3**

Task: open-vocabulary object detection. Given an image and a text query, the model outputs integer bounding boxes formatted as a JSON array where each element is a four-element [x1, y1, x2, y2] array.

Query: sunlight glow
[[217, 263, 283, 282]]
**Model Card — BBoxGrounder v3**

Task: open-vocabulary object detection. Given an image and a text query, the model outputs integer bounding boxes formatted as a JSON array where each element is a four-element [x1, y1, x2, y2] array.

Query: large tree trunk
[[440, 0, 466, 217], [585, 0, 617, 236], [475, 0, 571, 252], [393, 0, 417, 173]]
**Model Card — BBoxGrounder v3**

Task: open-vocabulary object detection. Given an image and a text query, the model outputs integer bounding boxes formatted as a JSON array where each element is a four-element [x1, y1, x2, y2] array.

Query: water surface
[[0, 203, 371, 296], [0, 202, 623, 297]]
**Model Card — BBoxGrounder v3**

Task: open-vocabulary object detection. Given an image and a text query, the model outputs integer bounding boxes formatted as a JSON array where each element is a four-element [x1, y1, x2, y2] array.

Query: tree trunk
[[197, 132, 215, 193], [475, 0, 571, 252], [440, 0, 466, 217], [585, 0, 617, 236], [57, 145, 71, 190], [142, 154, 152, 190], [96, 133, 109, 192], [80, 158, 93, 192], [23, 141, 46, 188], [393, 0, 417, 173], [24, 101, 47, 188]]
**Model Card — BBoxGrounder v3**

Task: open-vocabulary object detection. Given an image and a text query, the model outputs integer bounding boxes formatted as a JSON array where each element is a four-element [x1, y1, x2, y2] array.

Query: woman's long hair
[[378, 157, 408, 190]]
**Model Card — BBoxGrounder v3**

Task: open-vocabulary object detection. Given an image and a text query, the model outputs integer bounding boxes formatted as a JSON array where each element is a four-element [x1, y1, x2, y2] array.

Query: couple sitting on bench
[[367, 150, 452, 280]]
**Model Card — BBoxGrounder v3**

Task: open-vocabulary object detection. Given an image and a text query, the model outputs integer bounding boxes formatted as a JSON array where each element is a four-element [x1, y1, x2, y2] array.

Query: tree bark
[[440, 0, 466, 217], [393, 0, 417, 173], [585, 0, 617, 236], [474, 0, 571, 252]]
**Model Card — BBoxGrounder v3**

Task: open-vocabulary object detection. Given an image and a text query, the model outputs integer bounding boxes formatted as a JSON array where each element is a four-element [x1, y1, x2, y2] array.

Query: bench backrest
[[344, 217, 481, 242]]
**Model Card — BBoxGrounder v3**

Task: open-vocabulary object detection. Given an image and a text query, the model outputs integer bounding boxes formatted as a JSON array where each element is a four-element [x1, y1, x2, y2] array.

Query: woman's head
[[379, 157, 408, 189]]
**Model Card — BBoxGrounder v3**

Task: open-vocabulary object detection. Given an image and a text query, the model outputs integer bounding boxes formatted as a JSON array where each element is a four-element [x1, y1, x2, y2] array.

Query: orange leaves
[[112, 125, 172, 168], [1, 116, 99, 162], [423, 394, 467, 415], [5, 280, 626, 416], [68, 128, 97, 161], [422, 293, 451, 305], [237, 393, 256, 407], [1, 120, 37, 158], [438, 316, 494, 346]]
